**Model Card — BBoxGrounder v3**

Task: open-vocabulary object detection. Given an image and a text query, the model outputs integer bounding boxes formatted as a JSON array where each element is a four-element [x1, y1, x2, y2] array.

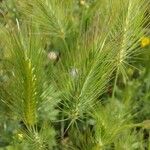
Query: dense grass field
[[0, 0, 150, 150]]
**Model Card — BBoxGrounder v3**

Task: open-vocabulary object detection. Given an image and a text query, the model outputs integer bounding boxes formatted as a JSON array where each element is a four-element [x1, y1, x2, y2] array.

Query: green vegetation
[[0, 0, 150, 149]]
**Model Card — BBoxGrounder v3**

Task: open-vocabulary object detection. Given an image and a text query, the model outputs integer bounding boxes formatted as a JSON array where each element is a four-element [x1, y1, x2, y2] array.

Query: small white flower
[[70, 67, 79, 78], [47, 51, 59, 61], [79, 0, 89, 8], [80, 0, 86, 5]]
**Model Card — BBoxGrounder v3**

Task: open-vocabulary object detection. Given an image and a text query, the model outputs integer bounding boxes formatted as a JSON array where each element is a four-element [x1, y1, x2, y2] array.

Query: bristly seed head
[[70, 107, 80, 120], [17, 133, 24, 141]]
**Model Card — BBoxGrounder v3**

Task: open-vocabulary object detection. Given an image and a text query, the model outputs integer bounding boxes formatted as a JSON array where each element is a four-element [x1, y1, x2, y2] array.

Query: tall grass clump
[[0, 0, 150, 149]]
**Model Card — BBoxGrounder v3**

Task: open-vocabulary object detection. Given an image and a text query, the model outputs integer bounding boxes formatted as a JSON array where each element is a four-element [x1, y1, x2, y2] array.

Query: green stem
[[62, 37, 70, 53], [61, 115, 64, 140], [112, 67, 119, 99]]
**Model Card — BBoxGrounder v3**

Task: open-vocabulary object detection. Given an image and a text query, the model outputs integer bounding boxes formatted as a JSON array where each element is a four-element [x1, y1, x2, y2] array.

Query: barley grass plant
[[0, 0, 150, 150]]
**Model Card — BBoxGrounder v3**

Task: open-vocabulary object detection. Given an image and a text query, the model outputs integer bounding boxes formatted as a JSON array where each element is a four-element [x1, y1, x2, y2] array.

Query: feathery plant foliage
[[0, 0, 150, 149]]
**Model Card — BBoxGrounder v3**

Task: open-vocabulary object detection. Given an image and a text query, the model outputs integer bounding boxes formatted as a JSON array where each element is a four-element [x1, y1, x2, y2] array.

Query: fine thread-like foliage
[[0, 0, 150, 149], [0, 23, 59, 149]]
